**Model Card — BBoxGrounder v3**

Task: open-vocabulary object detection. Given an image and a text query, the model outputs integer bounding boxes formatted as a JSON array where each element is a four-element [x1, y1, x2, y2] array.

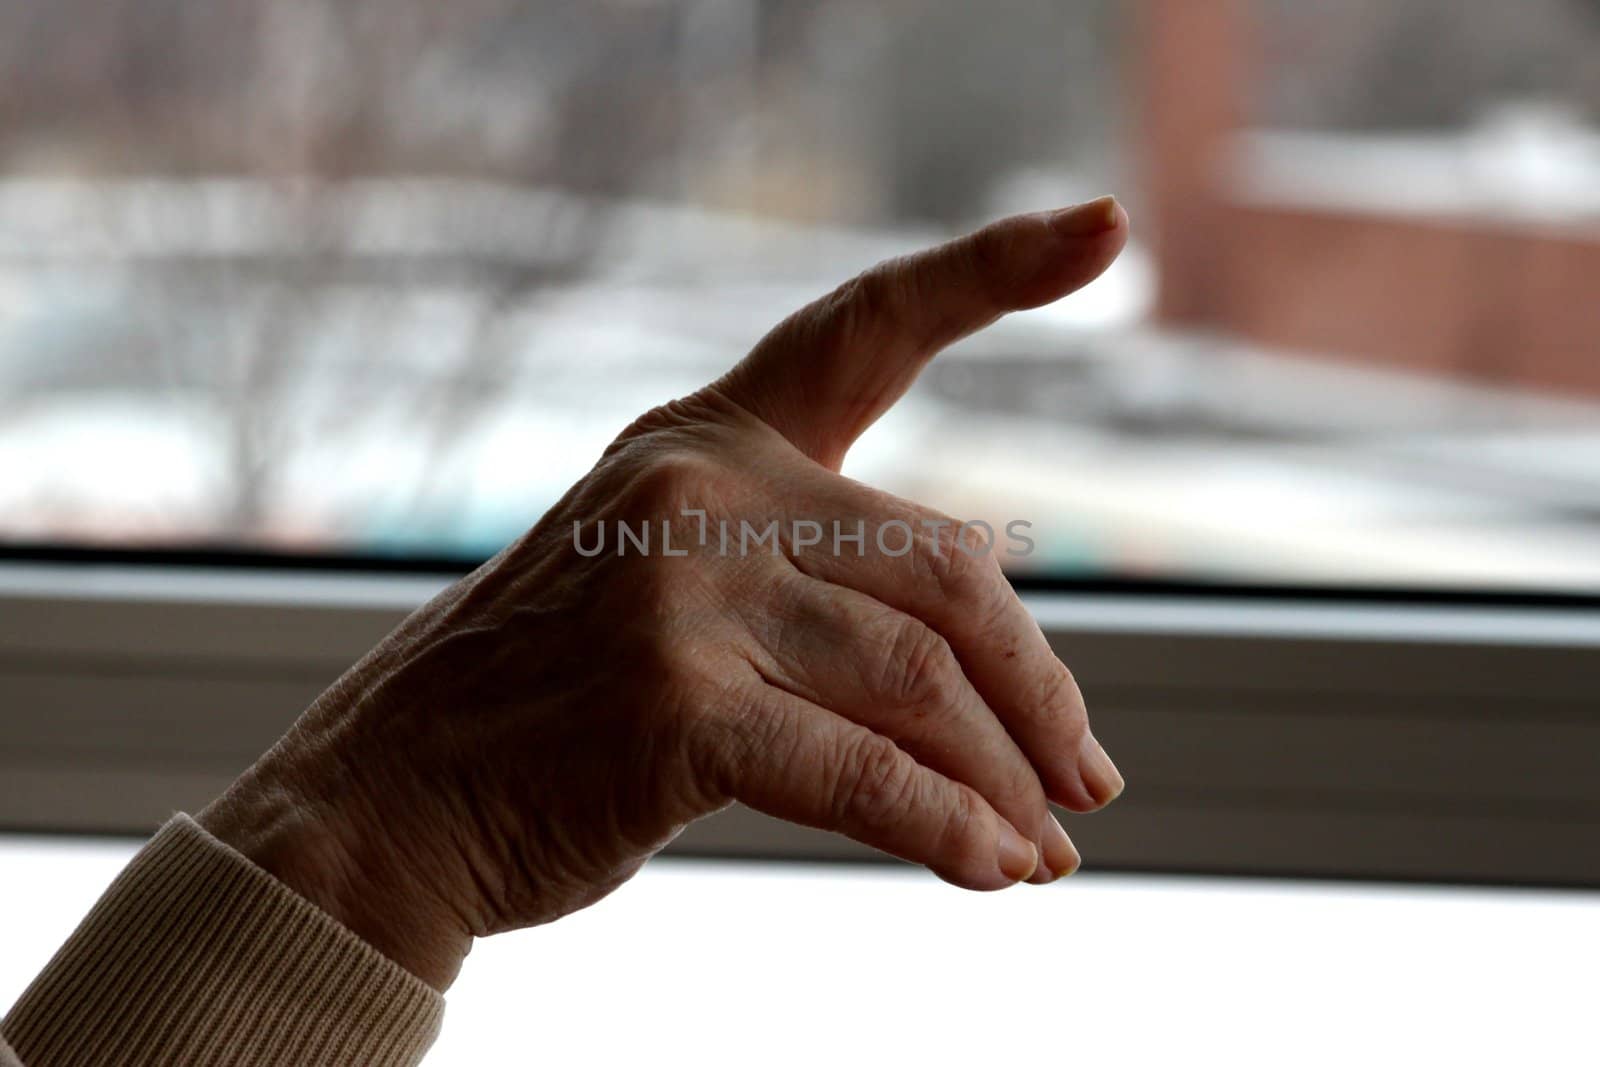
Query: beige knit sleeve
[[0, 815, 444, 1066]]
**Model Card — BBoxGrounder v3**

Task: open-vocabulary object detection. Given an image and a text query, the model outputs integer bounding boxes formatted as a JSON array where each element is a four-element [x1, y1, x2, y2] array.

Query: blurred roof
[[1232, 105, 1600, 225]]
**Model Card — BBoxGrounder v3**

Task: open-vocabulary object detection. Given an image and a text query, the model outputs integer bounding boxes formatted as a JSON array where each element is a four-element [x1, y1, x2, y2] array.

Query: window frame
[[3, 557, 1598, 888]]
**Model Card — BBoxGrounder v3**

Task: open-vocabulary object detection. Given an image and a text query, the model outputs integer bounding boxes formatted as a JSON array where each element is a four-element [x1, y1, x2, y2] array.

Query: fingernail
[[996, 821, 1039, 883], [1048, 195, 1120, 237], [1079, 733, 1126, 806], [1032, 813, 1081, 883]]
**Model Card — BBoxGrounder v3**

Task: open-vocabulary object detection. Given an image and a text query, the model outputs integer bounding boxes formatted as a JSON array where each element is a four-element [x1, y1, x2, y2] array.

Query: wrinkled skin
[[200, 198, 1130, 990]]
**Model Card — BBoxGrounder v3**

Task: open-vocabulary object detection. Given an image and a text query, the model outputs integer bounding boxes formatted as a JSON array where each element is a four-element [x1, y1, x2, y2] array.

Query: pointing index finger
[[712, 196, 1127, 469]]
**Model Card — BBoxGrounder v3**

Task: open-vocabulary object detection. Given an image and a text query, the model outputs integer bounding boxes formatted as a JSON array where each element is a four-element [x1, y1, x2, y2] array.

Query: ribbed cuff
[[1, 815, 444, 1066]]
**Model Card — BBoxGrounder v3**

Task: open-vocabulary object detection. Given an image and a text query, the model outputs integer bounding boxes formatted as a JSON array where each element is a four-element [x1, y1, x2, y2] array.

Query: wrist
[[197, 758, 474, 992]]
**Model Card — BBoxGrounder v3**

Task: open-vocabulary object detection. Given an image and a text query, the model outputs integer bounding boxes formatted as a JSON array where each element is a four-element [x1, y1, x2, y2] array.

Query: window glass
[[3, 0, 1598, 590]]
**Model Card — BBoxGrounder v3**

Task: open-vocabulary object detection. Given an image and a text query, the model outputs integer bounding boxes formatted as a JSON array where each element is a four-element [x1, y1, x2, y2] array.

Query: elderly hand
[[199, 197, 1129, 990]]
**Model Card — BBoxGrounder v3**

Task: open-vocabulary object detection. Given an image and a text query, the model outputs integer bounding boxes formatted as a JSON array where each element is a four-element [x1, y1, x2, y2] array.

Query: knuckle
[[1009, 783, 1050, 838], [916, 521, 1005, 613], [825, 262, 900, 348], [1035, 661, 1089, 737], [881, 616, 958, 709], [627, 450, 716, 515], [934, 785, 982, 864], [963, 224, 1025, 309], [697, 687, 796, 798], [833, 732, 916, 829]]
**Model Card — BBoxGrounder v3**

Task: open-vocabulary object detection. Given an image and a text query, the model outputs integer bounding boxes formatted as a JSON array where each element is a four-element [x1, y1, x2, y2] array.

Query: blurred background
[[2, 0, 1599, 586], [5, 6, 1600, 1063]]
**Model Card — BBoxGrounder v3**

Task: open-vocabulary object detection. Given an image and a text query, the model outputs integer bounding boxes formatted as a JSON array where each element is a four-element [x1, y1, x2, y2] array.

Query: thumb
[[712, 196, 1127, 469]]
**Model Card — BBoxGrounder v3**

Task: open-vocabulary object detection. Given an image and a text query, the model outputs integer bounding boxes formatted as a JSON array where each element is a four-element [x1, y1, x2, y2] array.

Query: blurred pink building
[[1141, 0, 1600, 397]]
